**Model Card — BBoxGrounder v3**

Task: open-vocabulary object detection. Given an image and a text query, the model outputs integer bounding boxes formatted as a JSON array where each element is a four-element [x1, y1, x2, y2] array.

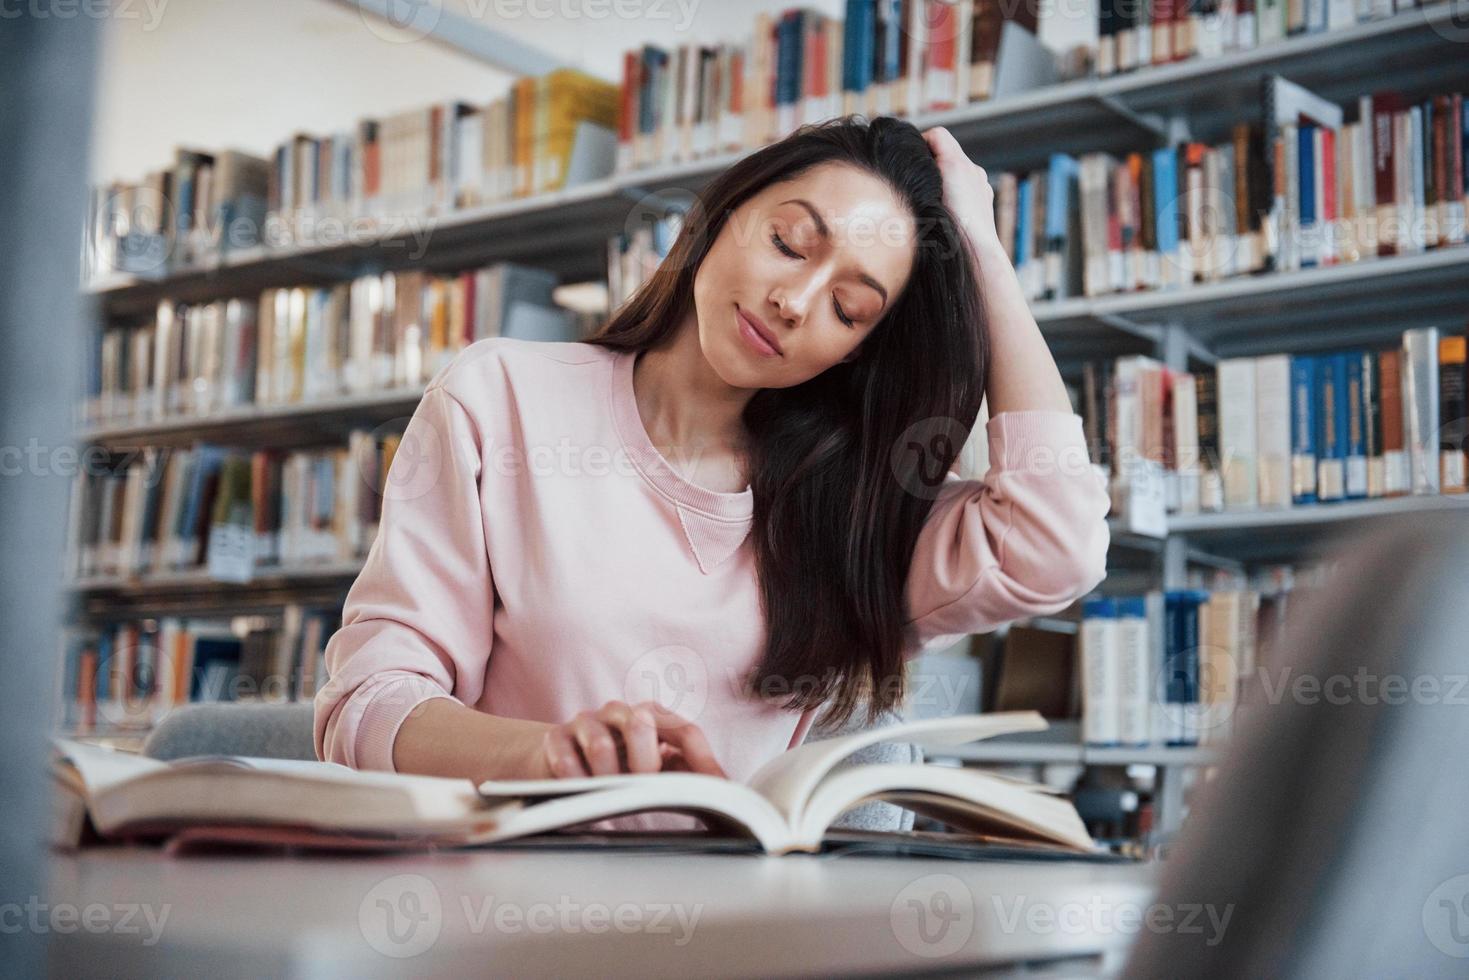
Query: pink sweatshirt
[[313, 337, 1110, 832]]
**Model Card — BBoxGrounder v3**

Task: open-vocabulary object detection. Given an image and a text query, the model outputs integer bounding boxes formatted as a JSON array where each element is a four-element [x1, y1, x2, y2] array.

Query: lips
[[737, 306, 783, 356]]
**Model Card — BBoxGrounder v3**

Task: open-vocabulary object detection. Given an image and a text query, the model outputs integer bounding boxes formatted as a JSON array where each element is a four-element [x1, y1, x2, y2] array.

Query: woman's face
[[692, 162, 917, 390]]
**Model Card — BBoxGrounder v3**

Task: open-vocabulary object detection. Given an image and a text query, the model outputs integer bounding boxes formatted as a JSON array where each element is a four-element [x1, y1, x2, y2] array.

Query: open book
[[51, 711, 1098, 856]]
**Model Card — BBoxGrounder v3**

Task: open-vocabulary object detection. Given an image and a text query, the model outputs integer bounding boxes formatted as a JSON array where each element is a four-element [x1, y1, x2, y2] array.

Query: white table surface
[[46, 844, 1158, 978]]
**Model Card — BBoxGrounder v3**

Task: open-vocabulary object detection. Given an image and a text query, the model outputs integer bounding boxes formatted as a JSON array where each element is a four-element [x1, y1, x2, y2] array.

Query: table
[[46, 845, 1158, 977]]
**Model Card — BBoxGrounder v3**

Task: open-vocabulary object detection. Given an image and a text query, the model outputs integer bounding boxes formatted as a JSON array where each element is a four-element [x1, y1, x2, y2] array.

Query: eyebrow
[[779, 198, 890, 308]]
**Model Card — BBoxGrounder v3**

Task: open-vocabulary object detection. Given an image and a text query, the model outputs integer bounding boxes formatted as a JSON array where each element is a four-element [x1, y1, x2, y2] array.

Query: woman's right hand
[[536, 700, 728, 780]]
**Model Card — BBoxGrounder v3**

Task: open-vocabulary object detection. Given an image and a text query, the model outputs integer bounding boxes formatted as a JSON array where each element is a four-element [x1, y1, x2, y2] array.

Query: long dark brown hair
[[585, 115, 989, 730]]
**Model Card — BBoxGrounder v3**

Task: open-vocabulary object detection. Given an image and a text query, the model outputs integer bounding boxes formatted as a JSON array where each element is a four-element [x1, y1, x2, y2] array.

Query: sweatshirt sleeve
[[313, 382, 494, 771], [902, 409, 1111, 654]]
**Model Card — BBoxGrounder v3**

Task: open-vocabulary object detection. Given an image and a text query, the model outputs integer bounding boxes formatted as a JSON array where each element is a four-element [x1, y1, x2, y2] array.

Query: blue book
[[1298, 124, 1316, 268], [842, 1, 875, 96], [638, 46, 666, 141], [1015, 179, 1032, 273], [1290, 355, 1317, 504], [879, 0, 902, 97], [178, 445, 228, 567], [1315, 354, 1347, 502], [1043, 154, 1080, 300], [1163, 590, 1208, 747], [776, 12, 804, 111], [1345, 352, 1368, 499], [1151, 147, 1180, 260], [96, 630, 113, 705]]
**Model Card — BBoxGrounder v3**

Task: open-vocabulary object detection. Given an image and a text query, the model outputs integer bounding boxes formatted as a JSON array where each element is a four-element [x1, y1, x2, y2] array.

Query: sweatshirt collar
[[609, 348, 753, 572]]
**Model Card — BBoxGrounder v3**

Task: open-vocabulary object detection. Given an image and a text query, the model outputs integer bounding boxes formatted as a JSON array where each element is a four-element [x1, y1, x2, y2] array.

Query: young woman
[[313, 116, 1110, 832]]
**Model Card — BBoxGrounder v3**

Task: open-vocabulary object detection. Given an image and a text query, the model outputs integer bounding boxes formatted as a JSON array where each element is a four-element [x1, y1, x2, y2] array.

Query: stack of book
[[617, 0, 1048, 172], [58, 604, 339, 737], [84, 148, 270, 280], [84, 68, 620, 280], [65, 433, 398, 584], [81, 261, 570, 430], [1079, 323, 1469, 520], [1095, 0, 1415, 77], [994, 79, 1466, 302], [1078, 572, 1316, 751]]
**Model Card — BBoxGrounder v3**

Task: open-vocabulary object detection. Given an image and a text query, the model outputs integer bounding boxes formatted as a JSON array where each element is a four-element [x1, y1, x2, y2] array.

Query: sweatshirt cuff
[[352, 672, 461, 773]]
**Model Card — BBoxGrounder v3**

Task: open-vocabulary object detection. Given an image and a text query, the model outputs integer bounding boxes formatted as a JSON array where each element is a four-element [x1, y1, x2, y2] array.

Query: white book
[[1217, 358, 1260, 510], [1117, 601, 1153, 746], [52, 712, 1100, 857], [1402, 327, 1440, 495], [1081, 607, 1121, 746], [1255, 354, 1293, 508], [1172, 373, 1201, 515]]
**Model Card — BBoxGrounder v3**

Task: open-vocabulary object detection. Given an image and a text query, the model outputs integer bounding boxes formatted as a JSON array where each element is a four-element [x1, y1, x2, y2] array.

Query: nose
[[772, 273, 821, 325]]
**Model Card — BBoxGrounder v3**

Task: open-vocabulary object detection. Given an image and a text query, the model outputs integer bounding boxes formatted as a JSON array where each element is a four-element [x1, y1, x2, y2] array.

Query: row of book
[[80, 262, 589, 429], [619, 0, 1430, 174], [66, 433, 399, 584], [58, 605, 339, 735], [999, 79, 1467, 303], [978, 562, 1314, 747], [617, 0, 1045, 172], [83, 149, 270, 281], [1079, 568, 1316, 748], [1095, 0, 1424, 77], [84, 68, 620, 278], [267, 68, 620, 229], [1077, 324, 1469, 521]]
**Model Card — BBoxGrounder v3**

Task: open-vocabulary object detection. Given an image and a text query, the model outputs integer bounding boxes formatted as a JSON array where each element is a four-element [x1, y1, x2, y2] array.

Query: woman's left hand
[[922, 126, 1003, 257]]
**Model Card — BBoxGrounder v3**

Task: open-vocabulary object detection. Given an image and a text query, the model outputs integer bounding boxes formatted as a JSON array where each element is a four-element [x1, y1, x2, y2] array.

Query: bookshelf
[[86, 6, 1467, 321], [68, 4, 1469, 846]]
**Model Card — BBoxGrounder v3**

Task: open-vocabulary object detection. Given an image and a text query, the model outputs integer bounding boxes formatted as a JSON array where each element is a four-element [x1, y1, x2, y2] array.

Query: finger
[[543, 728, 589, 778], [599, 702, 661, 774], [656, 721, 728, 779], [571, 714, 622, 776]]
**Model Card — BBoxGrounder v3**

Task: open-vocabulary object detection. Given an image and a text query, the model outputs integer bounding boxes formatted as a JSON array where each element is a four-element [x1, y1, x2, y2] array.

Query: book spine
[[1439, 334, 1467, 493], [1290, 354, 1318, 504], [1345, 351, 1368, 498], [1117, 597, 1153, 746], [1316, 353, 1346, 502], [1362, 350, 1384, 498], [1255, 354, 1292, 508], [1403, 327, 1441, 495], [1217, 357, 1258, 510], [1081, 597, 1121, 747], [1164, 590, 1204, 747], [1380, 347, 1408, 496]]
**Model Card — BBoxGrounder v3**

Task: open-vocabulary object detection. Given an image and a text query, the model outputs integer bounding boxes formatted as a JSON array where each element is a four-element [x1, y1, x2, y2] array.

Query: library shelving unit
[[72, 5, 1469, 844]]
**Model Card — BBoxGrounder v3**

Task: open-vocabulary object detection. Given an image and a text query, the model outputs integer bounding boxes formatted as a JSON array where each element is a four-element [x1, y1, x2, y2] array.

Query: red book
[[927, 0, 957, 111], [460, 271, 476, 346], [619, 51, 637, 146], [729, 49, 744, 115], [1370, 92, 1406, 256]]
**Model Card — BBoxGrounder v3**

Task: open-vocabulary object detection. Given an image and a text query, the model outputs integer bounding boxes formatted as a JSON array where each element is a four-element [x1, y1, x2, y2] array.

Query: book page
[[745, 711, 1048, 820], [52, 739, 169, 795], [795, 763, 1094, 852]]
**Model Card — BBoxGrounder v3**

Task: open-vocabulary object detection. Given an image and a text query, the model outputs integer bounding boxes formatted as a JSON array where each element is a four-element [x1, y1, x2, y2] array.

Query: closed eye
[[770, 231, 857, 328]]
